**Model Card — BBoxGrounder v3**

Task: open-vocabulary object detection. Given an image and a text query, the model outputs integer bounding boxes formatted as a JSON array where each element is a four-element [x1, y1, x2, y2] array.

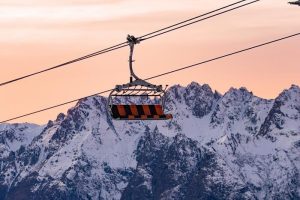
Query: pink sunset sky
[[0, 0, 299, 124]]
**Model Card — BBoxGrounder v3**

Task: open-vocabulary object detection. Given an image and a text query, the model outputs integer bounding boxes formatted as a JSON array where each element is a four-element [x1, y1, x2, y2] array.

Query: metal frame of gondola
[[107, 35, 168, 118]]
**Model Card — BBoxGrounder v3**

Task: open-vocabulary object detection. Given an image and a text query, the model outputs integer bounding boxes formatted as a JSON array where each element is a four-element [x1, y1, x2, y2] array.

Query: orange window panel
[[130, 105, 139, 116], [142, 105, 151, 115], [153, 115, 160, 119], [128, 115, 135, 120], [117, 105, 126, 116], [154, 105, 164, 115], [141, 115, 148, 120]]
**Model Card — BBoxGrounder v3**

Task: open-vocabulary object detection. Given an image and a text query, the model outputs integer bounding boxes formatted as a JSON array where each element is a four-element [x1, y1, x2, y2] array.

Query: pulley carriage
[[107, 35, 173, 120]]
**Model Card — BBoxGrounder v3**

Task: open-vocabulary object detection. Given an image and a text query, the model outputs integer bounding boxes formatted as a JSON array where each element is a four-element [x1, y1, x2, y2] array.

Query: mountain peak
[[223, 87, 253, 103], [187, 81, 200, 88], [275, 84, 300, 103], [186, 82, 213, 94], [227, 86, 252, 94], [56, 113, 66, 122], [290, 84, 300, 90], [258, 84, 300, 138]]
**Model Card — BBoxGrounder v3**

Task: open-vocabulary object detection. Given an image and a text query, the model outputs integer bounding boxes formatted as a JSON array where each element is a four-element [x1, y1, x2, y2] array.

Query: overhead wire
[[146, 33, 300, 80], [0, 89, 113, 124], [0, 0, 257, 87], [0, 32, 299, 124], [0, 44, 128, 87], [141, 0, 259, 41], [138, 0, 250, 39]]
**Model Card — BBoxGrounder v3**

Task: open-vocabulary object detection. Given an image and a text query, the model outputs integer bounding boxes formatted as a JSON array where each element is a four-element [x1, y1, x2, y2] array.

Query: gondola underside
[[111, 104, 173, 120]]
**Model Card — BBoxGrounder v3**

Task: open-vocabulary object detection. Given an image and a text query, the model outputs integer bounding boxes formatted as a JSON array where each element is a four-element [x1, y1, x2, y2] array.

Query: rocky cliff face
[[0, 82, 299, 200]]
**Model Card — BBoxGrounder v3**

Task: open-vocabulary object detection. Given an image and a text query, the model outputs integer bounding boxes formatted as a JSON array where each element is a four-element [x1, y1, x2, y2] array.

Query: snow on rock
[[0, 82, 299, 200], [0, 123, 43, 158]]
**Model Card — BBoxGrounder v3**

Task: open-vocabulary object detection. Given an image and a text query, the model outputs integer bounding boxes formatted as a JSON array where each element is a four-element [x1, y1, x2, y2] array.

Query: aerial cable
[[146, 33, 300, 80], [140, 0, 259, 41], [0, 0, 257, 87], [0, 89, 113, 124], [0, 32, 298, 124], [0, 43, 128, 87], [138, 0, 251, 39]]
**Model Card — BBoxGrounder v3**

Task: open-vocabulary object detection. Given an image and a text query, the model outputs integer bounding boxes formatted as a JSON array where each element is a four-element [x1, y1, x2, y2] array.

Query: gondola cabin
[[107, 35, 173, 120]]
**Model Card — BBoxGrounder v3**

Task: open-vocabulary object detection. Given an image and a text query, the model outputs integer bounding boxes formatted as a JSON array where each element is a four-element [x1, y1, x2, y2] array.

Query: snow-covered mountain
[[0, 82, 299, 200]]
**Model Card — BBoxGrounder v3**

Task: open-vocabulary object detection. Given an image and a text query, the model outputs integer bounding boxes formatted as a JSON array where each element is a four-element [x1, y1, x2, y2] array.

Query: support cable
[[0, 0, 257, 87]]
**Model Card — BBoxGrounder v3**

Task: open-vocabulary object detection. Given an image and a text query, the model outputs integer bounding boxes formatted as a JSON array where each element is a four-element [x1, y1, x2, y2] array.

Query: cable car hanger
[[107, 35, 173, 120]]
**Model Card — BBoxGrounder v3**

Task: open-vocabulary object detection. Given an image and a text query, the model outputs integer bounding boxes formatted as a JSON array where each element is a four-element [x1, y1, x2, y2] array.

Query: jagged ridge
[[0, 82, 299, 200]]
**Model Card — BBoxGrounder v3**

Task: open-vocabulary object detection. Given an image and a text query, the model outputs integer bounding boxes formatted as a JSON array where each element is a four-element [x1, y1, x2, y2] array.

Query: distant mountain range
[[0, 82, 299, 200]]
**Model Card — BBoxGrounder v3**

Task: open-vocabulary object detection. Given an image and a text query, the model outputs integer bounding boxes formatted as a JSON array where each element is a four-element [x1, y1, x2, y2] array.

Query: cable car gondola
[[107, 35, 173, 120]]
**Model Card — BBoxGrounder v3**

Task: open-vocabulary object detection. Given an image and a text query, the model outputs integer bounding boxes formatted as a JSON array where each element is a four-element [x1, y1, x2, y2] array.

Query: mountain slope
[[0, 82, 299, 200]]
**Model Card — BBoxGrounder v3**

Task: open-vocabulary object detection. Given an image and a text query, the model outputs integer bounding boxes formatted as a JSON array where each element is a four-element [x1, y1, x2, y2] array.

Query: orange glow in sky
[[0, 0, 299, 124]]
